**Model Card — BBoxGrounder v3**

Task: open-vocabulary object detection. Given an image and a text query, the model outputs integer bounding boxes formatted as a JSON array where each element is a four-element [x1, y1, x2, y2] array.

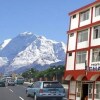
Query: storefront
[[65, 70, 100, 100]]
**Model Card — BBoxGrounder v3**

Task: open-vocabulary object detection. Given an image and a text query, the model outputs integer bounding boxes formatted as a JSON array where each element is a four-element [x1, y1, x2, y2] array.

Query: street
[[0, 83, 67, 100]]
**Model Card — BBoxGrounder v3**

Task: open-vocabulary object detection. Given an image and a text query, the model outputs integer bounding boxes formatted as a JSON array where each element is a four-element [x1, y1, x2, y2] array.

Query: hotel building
[[64, 0, 100, 100]]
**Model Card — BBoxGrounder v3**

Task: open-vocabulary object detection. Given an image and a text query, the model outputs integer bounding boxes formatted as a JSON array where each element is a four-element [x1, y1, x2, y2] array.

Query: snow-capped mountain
[[0, 39, 11, 50], [0, 32, 66, 73]]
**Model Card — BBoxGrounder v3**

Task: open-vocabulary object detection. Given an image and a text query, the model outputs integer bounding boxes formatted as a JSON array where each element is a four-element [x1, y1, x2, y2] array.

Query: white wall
[[70, 13, 79, 30], [68, 32, 76, 51], [76, 63, 86, 70], [66, 52, 75, 70], [77, 41, 89, 49], [91, 38, 100, 46]]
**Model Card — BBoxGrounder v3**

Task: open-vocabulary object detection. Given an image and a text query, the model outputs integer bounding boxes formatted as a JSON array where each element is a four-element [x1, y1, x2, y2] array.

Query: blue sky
[[0, 0, 95, 44]]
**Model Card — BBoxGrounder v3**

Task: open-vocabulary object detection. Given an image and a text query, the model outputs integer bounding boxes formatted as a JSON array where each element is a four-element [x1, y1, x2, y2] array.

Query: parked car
[[26, 81, 65, 100], [8, 80, 15, 86], [15, 77, 24, 84], [0, 79, 5, 87]]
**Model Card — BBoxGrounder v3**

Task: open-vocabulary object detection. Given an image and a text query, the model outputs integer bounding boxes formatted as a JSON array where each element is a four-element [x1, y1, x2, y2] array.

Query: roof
[[69, 0, 100, 16]]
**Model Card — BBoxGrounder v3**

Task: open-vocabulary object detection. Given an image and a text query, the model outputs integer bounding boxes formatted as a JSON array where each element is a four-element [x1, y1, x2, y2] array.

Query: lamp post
[[53, 67, 60, 81], [28, 70, 32, 82], [85, 60, 88, 75], [85, 60, 88, 70]]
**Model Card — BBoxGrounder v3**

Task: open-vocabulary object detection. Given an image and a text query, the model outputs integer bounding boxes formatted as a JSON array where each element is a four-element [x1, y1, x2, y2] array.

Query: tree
[[22, 65, 65, 82]]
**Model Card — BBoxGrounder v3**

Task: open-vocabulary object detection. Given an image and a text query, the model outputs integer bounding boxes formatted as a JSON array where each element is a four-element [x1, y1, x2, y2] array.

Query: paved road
[[0, 84, 33, 100], [0, 83, 67, 100]]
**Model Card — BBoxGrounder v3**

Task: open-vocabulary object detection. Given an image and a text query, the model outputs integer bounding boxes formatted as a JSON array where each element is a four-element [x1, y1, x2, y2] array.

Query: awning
[[64, 70, 86, 81], [64, 70, 100, 81], [87, 71, 100, 81]]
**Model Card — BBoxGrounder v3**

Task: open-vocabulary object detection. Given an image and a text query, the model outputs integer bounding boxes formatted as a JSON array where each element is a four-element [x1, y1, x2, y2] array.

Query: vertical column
[[74, 32, 78, 70]]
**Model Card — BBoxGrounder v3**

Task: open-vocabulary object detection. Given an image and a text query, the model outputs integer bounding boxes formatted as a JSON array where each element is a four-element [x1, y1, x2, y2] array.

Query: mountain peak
[[19, 32, 34, 36], [0, 32, 66, 73]]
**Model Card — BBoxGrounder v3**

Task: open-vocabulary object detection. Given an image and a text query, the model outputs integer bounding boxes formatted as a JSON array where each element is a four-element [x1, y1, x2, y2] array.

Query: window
[[76, 51, 86, 63], [34, 82, 41, 88], [69, 53, 72, 56], [93, 25, 100, 39], [92, 48, 100, 62], [95, 5, 100, 16], [78, 29, 88, 42], [88, 83, 93, 98], [80, 10, 89, 21], [43, 82, 63, 88], [30, 83, 34, 88], [76, 82, 82, 97], [70, 81, 76, 94], [73, 14, 76, 19], [94, 83, 100, 99], [70, 33, 74, 37]]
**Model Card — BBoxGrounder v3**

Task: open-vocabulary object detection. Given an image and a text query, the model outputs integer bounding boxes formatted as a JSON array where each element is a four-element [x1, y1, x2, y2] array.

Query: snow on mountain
[[0, 39, 11, 50], [0, 57, 9, 67], [0, 32, 66, 73], [0, 32, 37, 60]]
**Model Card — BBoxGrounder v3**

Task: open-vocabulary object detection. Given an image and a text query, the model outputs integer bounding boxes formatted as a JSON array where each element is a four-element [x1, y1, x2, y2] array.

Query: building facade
[[64, 0, 100, 100]]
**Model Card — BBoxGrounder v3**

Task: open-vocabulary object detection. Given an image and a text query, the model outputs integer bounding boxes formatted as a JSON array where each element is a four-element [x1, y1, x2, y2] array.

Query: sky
[[0, 0, 95, 44]]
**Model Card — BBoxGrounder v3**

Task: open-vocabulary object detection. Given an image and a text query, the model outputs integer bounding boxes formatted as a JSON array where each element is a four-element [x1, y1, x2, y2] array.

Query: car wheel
[[57, 97, 63, 100], [34, 94, 39, 100]]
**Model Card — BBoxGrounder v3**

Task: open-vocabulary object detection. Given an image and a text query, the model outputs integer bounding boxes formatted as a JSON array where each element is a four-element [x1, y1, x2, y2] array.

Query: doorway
[[81, 84, 88, 100]]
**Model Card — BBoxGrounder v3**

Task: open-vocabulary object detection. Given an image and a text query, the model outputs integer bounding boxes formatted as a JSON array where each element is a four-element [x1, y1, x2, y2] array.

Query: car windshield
[[17, 78, 24, 80], [43, 82, 63, 88]]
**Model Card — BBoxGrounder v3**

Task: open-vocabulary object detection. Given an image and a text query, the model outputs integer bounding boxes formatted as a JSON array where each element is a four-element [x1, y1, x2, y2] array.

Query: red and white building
[[64, 0, 100, 100]]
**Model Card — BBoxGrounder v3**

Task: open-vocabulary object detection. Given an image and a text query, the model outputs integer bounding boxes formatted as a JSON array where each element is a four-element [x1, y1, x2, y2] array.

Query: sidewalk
[[24, 82, 32, 85]]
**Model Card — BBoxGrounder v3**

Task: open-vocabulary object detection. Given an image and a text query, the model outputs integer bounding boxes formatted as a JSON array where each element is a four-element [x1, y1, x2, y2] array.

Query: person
[[85, 96, 88, 100], [30, 79, 31, 83]]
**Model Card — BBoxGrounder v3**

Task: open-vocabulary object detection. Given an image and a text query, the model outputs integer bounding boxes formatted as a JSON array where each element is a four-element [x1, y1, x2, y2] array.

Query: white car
[[8, 80, 15, 86]]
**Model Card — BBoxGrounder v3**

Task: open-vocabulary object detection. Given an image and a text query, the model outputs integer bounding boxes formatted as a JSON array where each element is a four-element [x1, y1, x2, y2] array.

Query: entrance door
[[81, 83, 93, 100], [81, 84, 88, 100]]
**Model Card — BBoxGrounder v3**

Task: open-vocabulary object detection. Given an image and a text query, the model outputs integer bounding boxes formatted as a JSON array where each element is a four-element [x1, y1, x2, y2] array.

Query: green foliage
[[22, 65, 65, 81]]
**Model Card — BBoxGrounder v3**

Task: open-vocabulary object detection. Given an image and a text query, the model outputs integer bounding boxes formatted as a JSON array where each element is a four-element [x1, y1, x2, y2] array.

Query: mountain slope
[[0, 32, 66, 73], [0, 39, 11, 50]]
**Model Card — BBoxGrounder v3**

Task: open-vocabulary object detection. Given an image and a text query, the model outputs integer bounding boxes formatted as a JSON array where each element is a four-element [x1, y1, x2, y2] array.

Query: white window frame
[[95, 5, 100, 16], [78, 29, 88, 42], [88, 83, 93, 99], [76, 51, 86, 64], [94, 83, 100, 99], [92, 48, 100, 62], [80, 10, 89, 22], [76, 82, 82, 97], [93, 25, 100, 39]]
